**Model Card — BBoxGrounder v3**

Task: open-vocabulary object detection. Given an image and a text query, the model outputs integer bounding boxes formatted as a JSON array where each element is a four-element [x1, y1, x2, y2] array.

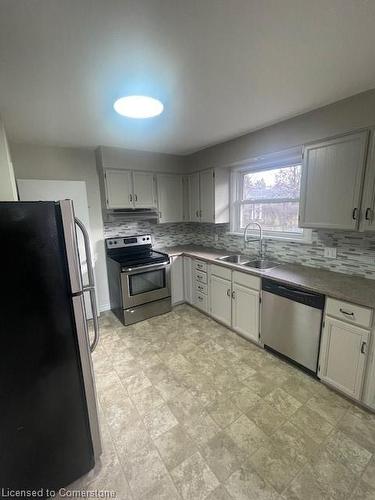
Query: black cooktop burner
[[108, 249, 169, 269]]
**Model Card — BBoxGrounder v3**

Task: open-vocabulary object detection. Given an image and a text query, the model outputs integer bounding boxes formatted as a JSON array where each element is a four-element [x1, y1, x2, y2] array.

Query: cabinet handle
[[231, 291, 236, 299], [226, 288, 231, 297], [129, 194, 133, 202], [200, 210, 202, 217], [339, 308, 354, 317], [134, 194, 138, 202], [361, 341, 367, 354], [365, 208, 372, 221], [352, 207, 359, 220], [196, 210, 199, 218]]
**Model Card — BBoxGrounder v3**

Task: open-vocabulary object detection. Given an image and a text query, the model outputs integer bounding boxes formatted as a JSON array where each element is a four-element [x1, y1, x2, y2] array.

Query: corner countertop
[[156, 245, 375, 310]]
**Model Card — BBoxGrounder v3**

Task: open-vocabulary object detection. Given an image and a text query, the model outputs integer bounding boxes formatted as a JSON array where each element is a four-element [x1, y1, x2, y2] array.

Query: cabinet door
[[182, 176, 190, 221], [210, 275, 231, 326], [171, 256, 184, 305], [189, 173, 200, 222], [199, 169, 214, 223], [363, 334, 375, 410], [133, 172, 156, 208], [105, 169, 133, 209], [360, 130, 375, 232], [299, 132, 368, 230], [157, 174, 183, 223], [232, 283, 259, 343], [318, 317, 369, 399], [183, 256, 192, 304]]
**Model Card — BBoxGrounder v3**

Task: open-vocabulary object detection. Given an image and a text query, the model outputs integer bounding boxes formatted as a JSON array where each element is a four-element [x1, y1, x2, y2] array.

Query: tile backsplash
[[104, 221, 375, 279]]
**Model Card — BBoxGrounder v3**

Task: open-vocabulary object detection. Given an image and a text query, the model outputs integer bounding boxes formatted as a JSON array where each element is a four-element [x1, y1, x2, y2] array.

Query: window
[[230, 149, 311, 241]]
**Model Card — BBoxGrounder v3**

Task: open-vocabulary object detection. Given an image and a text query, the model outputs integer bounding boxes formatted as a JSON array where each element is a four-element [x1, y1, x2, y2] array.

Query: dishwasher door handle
[[274, 285, 318, 298], [262, 282, 325, 310]]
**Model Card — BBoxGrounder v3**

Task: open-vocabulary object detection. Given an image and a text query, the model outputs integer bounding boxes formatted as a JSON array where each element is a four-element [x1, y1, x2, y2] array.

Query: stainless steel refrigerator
[[0, 200, 101, 493]]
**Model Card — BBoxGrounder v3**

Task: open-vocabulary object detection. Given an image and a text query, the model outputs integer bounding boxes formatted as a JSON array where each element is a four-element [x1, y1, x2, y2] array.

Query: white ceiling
[[1, 0, 375, 154]]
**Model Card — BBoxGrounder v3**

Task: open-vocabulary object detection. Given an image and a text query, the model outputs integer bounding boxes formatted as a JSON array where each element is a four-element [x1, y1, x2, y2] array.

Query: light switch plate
[[324, 247, 337, 259]]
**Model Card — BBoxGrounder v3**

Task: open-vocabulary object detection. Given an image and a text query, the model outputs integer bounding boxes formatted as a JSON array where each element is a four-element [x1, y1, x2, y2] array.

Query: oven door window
[[129, 269, 166, 296]]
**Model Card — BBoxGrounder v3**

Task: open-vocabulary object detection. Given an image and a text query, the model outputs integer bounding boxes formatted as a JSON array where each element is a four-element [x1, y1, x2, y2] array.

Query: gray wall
[[98, 145, 188, 172], [187, 89, 375, 171], [10, 142, 111, 311]]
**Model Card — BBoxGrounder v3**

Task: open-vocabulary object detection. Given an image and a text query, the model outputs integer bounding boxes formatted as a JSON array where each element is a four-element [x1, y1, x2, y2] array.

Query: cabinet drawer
[[326, 298, 373, 329], [195, 282, 208, 295], [194, 291, 208, 312], [195, 259, 207, 272], [233, 271, 260, 291], [210, 264, 232, 281], [194, 269, 207, 284]]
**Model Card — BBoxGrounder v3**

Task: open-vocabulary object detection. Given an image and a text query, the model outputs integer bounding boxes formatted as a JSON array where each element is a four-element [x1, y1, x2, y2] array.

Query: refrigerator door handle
[[75, 217, 100, 352]]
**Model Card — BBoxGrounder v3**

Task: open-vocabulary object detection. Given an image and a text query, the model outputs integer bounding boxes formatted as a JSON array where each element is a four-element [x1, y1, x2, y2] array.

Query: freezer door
[[60, 199, 83, 294]]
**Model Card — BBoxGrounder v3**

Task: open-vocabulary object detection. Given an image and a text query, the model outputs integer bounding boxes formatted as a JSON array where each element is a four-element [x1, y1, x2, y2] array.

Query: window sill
[[226, 230, 313, 244]]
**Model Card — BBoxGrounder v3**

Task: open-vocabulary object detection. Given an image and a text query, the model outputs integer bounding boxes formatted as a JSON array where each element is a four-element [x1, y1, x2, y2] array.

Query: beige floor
[[61, 305, 375, 500]]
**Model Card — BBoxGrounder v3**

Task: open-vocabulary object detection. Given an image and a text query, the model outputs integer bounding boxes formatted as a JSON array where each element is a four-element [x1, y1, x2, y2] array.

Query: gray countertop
[[157, 245, 375, 309]]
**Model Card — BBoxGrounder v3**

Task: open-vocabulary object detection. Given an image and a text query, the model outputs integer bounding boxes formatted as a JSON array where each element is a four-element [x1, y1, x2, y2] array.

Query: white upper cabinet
[[189, 173, 201, 222], [133, 171, 156, 208], [105, 169, 133, 209], [157, 174, 183, 223], [360, 129, 375, 232], [199, 169, 215, 222], [184, 168, 229, 224], [299, 131, 368, 230]]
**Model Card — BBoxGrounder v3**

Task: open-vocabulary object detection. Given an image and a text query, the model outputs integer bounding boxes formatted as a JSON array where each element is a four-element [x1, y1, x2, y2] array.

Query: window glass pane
[[240, 202, 302, 233], [129, 269, 165, 295], [242, 165, 301, 201]]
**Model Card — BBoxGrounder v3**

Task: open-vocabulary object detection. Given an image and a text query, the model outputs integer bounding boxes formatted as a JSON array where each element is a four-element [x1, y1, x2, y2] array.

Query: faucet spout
[[243, 221, 263, 259]]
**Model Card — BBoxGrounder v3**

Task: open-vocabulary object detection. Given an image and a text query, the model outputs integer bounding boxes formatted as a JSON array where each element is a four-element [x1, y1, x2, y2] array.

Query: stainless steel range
[[106, 235, 171, 325]]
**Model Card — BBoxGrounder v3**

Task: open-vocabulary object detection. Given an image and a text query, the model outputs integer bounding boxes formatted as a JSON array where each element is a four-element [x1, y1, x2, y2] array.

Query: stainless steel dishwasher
[[261, 278, 325, 373]]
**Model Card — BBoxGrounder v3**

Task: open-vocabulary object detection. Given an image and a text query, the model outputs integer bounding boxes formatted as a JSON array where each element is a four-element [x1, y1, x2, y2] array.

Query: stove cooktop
[[108, 249, 169, 269]]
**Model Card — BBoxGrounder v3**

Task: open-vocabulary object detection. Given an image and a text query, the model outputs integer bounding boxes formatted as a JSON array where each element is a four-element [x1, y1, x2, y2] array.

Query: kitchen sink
[[243, 259, 279, 270], [216, 254, 244, 264]]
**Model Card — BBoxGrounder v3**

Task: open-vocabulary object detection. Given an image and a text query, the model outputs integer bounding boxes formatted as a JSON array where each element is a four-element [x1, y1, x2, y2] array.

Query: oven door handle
[[123, 261, 170, 273]]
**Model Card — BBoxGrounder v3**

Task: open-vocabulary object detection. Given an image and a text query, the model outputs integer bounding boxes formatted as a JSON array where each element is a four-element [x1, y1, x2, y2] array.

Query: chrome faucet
[[243, 221, 264, 259]]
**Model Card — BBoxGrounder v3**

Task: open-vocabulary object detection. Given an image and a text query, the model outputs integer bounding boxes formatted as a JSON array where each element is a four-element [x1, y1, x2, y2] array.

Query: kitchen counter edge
[[158, 245, 375, 310]]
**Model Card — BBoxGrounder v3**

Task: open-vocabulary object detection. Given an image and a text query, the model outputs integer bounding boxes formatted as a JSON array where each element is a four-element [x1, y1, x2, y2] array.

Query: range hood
[[104, 208, 159, 223]]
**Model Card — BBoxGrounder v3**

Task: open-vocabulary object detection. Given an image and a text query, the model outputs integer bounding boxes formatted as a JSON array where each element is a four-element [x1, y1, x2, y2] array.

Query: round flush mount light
[[113, 95, 164, 118]]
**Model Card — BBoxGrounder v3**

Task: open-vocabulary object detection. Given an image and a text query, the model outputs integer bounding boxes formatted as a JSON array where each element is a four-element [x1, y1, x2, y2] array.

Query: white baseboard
[[99, 303, 111, 313]]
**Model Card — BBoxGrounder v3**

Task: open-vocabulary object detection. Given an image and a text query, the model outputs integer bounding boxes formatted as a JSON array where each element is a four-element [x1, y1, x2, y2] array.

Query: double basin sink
[[216, 254, 279, 270]]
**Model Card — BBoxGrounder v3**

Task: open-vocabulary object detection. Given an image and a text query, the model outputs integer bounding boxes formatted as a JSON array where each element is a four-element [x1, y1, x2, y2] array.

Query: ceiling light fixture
[[113, 95, 164, 118]]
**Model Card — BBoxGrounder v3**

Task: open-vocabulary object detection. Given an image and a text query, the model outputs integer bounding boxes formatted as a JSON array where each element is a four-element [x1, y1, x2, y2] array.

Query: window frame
[[229, 152, 312, 243]]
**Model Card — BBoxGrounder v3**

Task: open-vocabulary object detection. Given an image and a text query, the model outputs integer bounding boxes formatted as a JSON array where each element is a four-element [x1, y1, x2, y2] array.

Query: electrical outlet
[[214, 234, 219, 242], [324, 247, 337, 259]]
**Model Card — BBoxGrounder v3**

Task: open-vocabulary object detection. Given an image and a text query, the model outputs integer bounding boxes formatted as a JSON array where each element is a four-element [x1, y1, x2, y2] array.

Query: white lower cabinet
[[210, 274, 232, 326], [209, 265, 260, 341], [171, 256, 184, 305], [318, 316, 369, 399], [183, 256, 192, 304], [232, 282, 259, 342]]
